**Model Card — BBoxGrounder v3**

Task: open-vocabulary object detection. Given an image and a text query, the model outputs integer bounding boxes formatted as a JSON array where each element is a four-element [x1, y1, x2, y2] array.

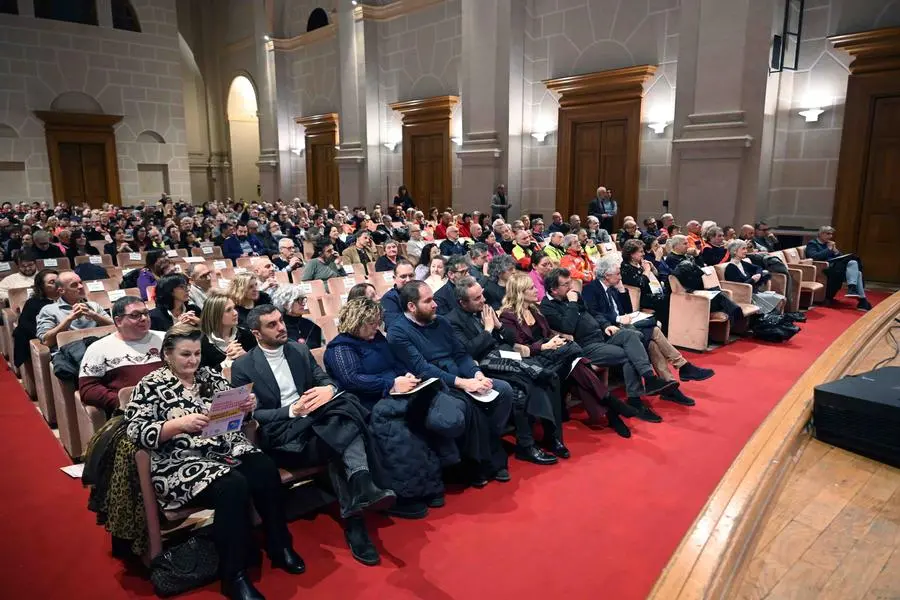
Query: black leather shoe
[[223, 571, 265, 600], [426, 494, 446, 508], [845, 285, 861, 298], [678, 363, 715, 382], [629, 398, 663, 423], [780, 322, 801, 334], [643, 373, 679, 396], [858, 299, 872, 312], [546, 438, 571, 459], [515, 445, 558, 465], [493, 468, 511, 482], [344, 517, 380, 566], [661, 388, 695, 406], [605, 394, 639, 417], [470, 476, 489, 488], [607, 412, 631, 438], [386, 498, 429, 519], [785, 311, 806, 322], [347, 471, 396, 516], [270, 547, 305, 575]]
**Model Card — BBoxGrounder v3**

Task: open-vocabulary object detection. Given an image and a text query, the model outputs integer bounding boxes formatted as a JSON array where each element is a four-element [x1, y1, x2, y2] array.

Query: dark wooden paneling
[[296, 113, 340, 209], [80, 143, 108, 208], [58, 143, 85, 204]]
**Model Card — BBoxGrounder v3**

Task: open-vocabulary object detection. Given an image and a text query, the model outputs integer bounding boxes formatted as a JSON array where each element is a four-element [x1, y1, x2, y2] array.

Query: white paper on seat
[[166, 250, 179, 257], [568, 357, 582, 376], [299, 283, 312, 294], [343, 264, 355, 274], [89, 255, 103, 264], [628, 311, 653, 324], [107, 290, 126, 301], [701, 266, 714, 275], [0, 262, 10, 272], [60, 464, 84, 478], [184, 257, 204, 263], [43, 259, 58, 267], [217, 278, 231, 289], [383, 273, 394, 283], [342, 277, 356, 288], [499, 350, 523, 361], [202, 246, 213, 254], [340, 293, 349, 303], [213, 260, 227, 270], [86, 281, 105, 292], [693, 290, 720, 299], [467, 388, 500, 403], [129, 253, 141, 261]]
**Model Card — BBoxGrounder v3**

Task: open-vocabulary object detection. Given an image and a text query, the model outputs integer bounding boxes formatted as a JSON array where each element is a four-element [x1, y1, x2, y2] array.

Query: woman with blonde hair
[[324, 298, 461, 518], [227, 271, 271, 328], [498, 273, 634, 437], [198, 291, 257, 371]]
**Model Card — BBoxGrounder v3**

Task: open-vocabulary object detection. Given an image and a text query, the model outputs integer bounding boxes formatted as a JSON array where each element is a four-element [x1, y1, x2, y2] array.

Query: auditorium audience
[[272, 237, 304, 273], [559, 234, 594, 282], [423, 255, 447, 292], [342, 230, 376, 276], [149, 273, 201, 331], [620, 239, 670, 331], [724, 240, 787, 315], [414, 243, 440, 280], [269, 284, 324, 348], [434, 255, 471, 315], [137, 250, 174, 301], [31, 230, 65, 259], [79, 296, 163, 416], [347, 282, 377, 301], [228, 272, 272, 328], [699, 226, 729, 266], [380, 260, 416, 329], [13, 268, 59, 368], [0, 249, 37, 302], [198, 291, 256, 371], [126, 324, 301, 600], [484, 254, 517, 310], [36, 271, 113, 351], [806, 226, 871, 311], [300, 241, 345, 290], [386, 281, 513, 487], [374, 240, 400, 272], [232, 305, 393, 566], [186, 262, 213, 309]]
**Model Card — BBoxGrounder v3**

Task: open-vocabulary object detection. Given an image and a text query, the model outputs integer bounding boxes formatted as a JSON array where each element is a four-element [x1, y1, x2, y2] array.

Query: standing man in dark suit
[[587, 186, 617, 233], [232, 305, 395, 567]]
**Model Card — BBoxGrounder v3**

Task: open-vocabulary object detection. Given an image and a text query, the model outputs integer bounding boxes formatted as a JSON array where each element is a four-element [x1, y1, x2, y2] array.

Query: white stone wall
[[376, 0, 463, 207], [765, 0, 900, 228], [0, 0, 190, 205], [522, 0, 679, 220]]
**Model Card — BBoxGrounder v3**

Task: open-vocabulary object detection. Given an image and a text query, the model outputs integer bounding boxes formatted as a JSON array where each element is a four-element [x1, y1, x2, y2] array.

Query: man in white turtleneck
[[232, 304, 396, 568]]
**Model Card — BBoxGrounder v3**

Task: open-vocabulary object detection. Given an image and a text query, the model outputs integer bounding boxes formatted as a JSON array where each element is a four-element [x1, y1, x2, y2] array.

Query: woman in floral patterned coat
[[126, 324, 305, 600]]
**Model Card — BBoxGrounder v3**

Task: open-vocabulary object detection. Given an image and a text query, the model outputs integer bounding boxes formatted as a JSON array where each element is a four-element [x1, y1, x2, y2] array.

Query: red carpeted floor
[[0, 293, 885, 600]]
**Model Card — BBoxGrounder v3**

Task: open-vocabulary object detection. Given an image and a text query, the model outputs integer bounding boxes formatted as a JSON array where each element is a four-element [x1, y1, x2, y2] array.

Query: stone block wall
[[0, 0, 190, 205]]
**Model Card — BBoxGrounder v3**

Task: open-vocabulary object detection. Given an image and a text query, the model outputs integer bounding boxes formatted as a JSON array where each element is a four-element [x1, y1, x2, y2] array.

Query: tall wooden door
[[57, 142, 109, 208], [411, 133, 446, 213], [857, 96, 900, 283], [570, 120, 627, 222], [309, 142, 339, 207]]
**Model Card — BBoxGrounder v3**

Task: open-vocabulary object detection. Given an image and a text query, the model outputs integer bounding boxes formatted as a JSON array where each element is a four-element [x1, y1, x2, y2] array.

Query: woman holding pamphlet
[[324, 298, 465, 519], [126, 324, 305, 600]]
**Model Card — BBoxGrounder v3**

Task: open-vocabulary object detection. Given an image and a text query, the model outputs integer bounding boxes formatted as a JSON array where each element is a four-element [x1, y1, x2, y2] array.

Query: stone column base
[[457, 140, 502, 214], [335, 145, 367, 210]]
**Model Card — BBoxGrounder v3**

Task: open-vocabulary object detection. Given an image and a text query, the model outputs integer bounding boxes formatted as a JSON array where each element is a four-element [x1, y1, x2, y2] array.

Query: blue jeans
[[846, 260, 866, 298]]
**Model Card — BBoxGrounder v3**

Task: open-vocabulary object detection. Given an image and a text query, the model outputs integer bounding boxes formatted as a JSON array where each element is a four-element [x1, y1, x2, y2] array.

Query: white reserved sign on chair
[[86, 281, 105, 292], [89, 255, 103, 264], [43, 259, 58, 267]]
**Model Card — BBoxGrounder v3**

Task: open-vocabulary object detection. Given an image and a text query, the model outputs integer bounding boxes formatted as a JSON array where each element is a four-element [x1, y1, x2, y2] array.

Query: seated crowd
[[0, 194, 870, 600]]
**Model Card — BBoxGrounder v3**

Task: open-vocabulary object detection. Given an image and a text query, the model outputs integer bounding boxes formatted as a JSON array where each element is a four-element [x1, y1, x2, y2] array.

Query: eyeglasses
[[123, 310, 150, 320]]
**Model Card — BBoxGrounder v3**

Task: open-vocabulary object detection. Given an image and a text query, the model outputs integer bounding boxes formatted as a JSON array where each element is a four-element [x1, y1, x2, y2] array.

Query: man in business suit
[[232, 305, 395, 567], [540, 267, 677, 423], [434, 254, 471, 315], [446, 277, 564, 465], [583, 257, 715, 406], [587, 186, 617, 233]]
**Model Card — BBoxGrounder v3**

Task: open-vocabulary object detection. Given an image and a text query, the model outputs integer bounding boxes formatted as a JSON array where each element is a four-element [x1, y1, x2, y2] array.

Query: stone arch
[[0, 123, 17, 138], [137, 130, 165, 143], [307, 7, 329, 32], [226, 74, 261, 202], [50, 91, 104, 114], [111, 0, 141, 32]]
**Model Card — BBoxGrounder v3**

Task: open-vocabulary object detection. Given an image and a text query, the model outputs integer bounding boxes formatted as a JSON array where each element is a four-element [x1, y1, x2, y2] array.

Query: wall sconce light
[[383, 141, 398, 152], [351, 0, 358, 5], [263, 34, 271, 42], [531, 131, 548, 143], [290, 147, 303, 156], [648, 122, 668, 134], [798, 108, 825, 122], [451, 136, 461, 146]]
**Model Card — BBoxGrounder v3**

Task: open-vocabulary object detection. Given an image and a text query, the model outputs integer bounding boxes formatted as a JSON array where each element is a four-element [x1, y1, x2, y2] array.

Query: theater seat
[[666, 275, 731, 352], [782, 247, 826, 303], [51, 326, 117, 458], [770, 251, 820, 309], [30, 339, 55, 425], [712, 263, 763, 329]]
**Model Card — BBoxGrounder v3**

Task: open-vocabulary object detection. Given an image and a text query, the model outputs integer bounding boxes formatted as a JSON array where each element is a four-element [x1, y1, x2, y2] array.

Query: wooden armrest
[[719, 288, 733, 298], [719, 281, 753, 305]]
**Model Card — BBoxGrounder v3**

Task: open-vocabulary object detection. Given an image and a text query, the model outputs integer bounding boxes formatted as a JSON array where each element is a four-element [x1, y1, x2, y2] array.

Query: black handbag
[[149, 536, 219, 597]]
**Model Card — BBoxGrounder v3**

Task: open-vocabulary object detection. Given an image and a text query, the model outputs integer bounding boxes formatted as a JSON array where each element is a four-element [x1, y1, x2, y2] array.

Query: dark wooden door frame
[[296, 113, 340, 207], [389, 95, 459, 213], [34, 110, 123, 206], [830, 27, 900, 255], [545, 65, 656, 224]]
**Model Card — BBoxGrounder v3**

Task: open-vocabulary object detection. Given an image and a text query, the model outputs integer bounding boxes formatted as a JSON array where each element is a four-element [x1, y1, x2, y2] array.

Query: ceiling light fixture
[[531, 131, 548, 143], [798, 108, 825, 123]]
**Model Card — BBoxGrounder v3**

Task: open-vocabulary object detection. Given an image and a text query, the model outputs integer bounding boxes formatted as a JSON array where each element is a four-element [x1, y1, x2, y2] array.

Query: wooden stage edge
[[648, 291, 900, 600]]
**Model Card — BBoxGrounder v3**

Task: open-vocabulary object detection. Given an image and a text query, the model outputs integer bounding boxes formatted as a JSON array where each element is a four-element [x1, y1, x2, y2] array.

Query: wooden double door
[[570, 119, 628, 223], [308, 141, 339, 208], [855, 96, 900, 283], [58, 142, 109, 208], [410, 133, 447, 214]]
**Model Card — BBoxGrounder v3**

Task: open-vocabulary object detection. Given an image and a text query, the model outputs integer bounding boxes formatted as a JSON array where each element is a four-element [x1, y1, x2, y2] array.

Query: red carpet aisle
[[0, 294, 883, 600]]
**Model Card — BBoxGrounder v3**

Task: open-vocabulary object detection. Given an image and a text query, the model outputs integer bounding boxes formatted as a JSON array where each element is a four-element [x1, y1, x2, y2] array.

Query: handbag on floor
[[149, 536, 219, 597]]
